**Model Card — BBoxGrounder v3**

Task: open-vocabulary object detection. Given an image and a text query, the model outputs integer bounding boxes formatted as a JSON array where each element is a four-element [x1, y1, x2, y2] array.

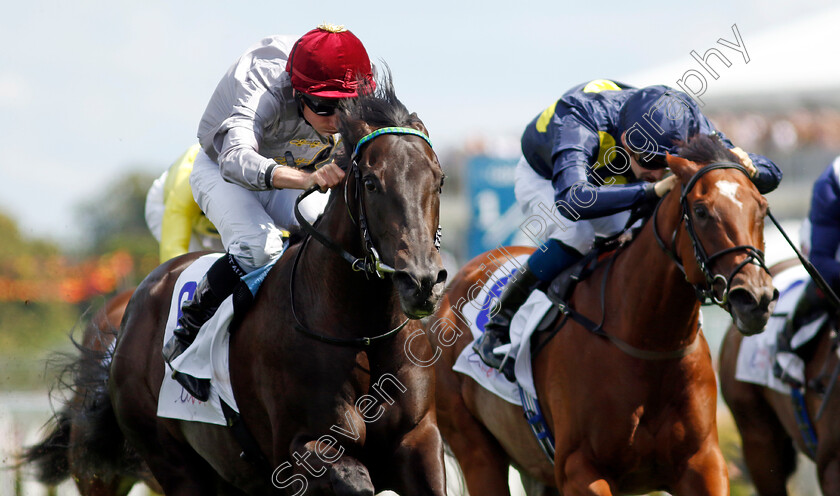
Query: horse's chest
[[588, 402, 704, 472]]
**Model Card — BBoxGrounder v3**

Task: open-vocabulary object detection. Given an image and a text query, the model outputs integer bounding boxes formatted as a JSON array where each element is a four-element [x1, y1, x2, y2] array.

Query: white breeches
[[190, 149, 329, 272], [513, 156, 629, 254]]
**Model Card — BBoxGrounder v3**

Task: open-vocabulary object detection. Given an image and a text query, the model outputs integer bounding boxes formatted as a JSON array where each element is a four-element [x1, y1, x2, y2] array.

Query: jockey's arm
[[549, 114, 655, 221], [552, 167, 655, 221], [215, 125, 344, 192], [808, 167, 840, 290], [269, 161, 344, 191], [809, 223, 840, 291], [215, 125, 282, 191]]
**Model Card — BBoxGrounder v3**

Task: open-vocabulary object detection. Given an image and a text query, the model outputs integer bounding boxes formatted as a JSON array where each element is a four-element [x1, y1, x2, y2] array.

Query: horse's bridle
[[290, 126, 437, 347], [653, 162, 771, 307], [294, 126, 436, 279]]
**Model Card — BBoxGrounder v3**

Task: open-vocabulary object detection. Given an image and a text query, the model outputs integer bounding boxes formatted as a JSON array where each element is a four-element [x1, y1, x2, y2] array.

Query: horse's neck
[[608, 194, 701, 348], [298, 193, 400, 322]]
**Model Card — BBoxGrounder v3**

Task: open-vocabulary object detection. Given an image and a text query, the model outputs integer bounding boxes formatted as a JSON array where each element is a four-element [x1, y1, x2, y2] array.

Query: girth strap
[[789, 387, 818, 457], [518, 386, 556, 464], [220, 400, 273, 475]]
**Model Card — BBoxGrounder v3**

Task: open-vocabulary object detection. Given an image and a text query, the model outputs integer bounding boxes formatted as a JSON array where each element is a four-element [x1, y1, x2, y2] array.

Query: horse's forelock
[[337, 65, 414, 161], [676, 134, 738, 165]]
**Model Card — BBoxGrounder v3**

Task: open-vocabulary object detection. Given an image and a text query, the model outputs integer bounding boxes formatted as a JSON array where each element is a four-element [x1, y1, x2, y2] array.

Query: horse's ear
[[353, 121, 375, 141], [666, 153, 700, 183], [407, 113, 429, 138]]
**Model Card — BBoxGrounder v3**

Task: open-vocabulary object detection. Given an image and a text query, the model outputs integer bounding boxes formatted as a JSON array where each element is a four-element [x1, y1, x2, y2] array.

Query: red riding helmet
[[286, 24, 375, 98]]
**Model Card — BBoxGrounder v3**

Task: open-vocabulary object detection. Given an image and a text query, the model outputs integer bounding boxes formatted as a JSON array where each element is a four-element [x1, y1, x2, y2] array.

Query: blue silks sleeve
[[809, 224, 840, 290], [713, 127, 782, 194], [527, 239, 583, 283], [554, 175, 651, 221], [549, 109, 653, 220], [808, 164, 840, 290]]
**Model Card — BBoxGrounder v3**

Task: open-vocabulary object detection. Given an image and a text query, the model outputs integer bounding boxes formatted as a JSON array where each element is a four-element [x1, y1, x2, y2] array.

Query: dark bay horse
[[720, 260, 840, 495], [20, 288, 163, 495], [428, 136, 777, 495], [53, 77, 447, 495]]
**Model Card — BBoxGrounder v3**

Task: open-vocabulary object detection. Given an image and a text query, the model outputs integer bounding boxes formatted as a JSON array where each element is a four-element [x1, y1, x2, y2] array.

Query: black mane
[[676, 134, 738, 165], [336, 66, 422, 163]]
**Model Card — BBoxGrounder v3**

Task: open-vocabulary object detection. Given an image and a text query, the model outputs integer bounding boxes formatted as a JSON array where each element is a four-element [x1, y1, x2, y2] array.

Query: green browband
[[352, 127, 433, 158]]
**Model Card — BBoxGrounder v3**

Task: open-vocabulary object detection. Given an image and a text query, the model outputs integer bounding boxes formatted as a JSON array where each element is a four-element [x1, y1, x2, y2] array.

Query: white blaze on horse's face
[[715, 180, 743, 211]]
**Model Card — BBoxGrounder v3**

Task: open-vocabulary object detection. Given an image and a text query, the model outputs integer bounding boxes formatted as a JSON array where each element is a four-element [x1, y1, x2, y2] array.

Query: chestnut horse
[[45, 77, 447, 495], [720, 260, 840, 495], [429, 135, 777, 495], [20, 288, 163, 495]]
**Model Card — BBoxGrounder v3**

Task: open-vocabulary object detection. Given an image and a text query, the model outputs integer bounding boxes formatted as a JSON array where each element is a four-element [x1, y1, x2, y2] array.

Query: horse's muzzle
[[728, 284, 779, 335], [394, 267, 448, 319]]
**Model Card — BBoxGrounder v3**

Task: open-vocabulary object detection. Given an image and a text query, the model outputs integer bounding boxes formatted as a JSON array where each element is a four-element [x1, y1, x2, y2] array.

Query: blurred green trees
[[76, 171, 160, 279], [0, 170, 158, 389]]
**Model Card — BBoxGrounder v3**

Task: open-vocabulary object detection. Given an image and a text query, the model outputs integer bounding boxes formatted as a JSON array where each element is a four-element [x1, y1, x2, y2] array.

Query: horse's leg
[[388, 414, 447, 496], [720, 330, 795, 495], [137, 440, 219, 496], [287, 437, 375, 496], [111, 342, 218, 494], [215, 478, 249, 496], [560, 451, 614, 496], [819, 456, 840, 496], [732, 402, 796, 496], [671, 440, 729, 496], [520, 471, 561, 496], [69, 423, 137, 496], [436, 387, 512, 496], [72, 477, 131, 496]]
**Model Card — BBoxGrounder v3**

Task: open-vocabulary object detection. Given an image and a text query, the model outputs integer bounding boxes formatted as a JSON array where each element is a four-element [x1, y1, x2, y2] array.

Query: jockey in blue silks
[[788, 158, 840, 329], [474, 79, 783, 379]]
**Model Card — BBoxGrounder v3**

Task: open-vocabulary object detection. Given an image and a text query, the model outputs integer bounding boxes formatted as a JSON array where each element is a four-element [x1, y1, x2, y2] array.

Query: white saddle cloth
[[734, 264, 826, 395], [453, 255, 552, 405], [157, 254, 238, 425]]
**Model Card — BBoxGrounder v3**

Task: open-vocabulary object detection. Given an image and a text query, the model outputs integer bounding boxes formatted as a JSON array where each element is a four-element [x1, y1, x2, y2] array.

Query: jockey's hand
[[654, 174, 679, 197], [730, 147, 757, 178], [306, 162, 345, 192]]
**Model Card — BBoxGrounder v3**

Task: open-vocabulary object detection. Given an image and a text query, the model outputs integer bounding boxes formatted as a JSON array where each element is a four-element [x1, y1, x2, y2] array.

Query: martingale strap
[[555, 255, 700, 361]]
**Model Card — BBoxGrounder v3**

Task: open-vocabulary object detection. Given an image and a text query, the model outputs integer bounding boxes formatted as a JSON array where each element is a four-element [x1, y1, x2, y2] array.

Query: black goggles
[[299, 93, 340, 116], [634, 151, 669, 170]]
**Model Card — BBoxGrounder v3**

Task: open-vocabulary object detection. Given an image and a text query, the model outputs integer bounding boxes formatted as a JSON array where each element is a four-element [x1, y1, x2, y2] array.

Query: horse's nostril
[[729, 288, 757, 309], [435, 269, 448, 287], [394, 271, 417, 289]]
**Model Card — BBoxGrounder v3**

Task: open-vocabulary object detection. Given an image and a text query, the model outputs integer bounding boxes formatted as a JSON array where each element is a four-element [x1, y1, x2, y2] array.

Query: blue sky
[[0, 0, 834, 245]]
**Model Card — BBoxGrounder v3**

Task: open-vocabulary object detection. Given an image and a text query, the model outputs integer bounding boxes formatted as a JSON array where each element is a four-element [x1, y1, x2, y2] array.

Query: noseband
[[653, 162, 770, 307], [290, 126, 437, 347]]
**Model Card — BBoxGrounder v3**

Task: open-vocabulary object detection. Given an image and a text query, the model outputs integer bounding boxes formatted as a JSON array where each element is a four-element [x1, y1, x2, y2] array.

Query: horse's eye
[[694, 205, 709, 220], [364, 177, 377, 192], [439, 174, 446, 192]]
